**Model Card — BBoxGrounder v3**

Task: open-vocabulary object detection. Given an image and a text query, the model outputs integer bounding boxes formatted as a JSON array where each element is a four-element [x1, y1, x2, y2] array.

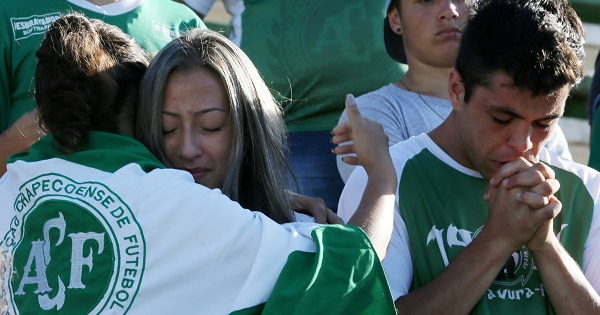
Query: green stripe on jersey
[[231, 225, 396, 314], [548, 162, 594, 262]]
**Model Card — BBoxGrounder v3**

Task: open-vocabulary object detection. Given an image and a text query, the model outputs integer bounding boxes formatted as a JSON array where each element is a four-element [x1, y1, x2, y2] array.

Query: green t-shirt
[[0, 0, 205, 132], [239, 0, 407, 132]]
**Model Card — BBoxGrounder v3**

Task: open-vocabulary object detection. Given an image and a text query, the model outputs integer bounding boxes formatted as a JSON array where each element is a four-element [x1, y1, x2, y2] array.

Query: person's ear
[[388, 5, 403, 35], [448, 69, 466, 111]]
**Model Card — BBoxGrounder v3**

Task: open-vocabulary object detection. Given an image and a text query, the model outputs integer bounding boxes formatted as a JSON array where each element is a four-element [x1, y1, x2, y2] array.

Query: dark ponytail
[[35, 13, 148, 153]]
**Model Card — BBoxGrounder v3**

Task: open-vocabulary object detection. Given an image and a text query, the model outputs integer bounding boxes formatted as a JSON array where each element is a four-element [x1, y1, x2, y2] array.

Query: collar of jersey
[[9, 131, 165, 173]]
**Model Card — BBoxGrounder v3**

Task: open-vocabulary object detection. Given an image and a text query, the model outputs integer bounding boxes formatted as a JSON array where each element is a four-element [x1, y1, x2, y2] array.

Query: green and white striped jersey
[[339, 133, 600, 314]]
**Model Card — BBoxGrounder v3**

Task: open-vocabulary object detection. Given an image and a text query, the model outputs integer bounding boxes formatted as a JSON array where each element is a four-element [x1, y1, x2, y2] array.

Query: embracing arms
[[331, 94, 397, 260]]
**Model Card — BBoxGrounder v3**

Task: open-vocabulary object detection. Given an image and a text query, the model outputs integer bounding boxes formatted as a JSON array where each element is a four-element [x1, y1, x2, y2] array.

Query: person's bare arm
[[395, 226, 517, 313], [332, 94, 397, 259], [0, 109, 44, 176], [526, 205, 600, 313]]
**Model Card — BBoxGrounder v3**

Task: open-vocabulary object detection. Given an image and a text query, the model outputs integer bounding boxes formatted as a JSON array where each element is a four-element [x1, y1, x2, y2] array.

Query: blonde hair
[[137, 29, 294, 223]]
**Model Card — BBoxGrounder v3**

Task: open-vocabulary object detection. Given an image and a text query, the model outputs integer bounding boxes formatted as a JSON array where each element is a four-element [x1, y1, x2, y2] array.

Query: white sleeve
[[583, 174, 600, 293], [540, 148, 600, 292], [123, 168, 322, 313], [382, 209, 413, 300], [337, 164, 413, 301], [337, 166, 367, 222], [544, 124, 572, 160], [294, 212, 317, 223], [222, 0, 245, 46], [182, 0, 216, 16]]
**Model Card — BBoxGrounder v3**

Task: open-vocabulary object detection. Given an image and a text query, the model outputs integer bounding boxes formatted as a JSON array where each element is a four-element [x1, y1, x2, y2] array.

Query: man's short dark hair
[[456, 0, 585, 102]]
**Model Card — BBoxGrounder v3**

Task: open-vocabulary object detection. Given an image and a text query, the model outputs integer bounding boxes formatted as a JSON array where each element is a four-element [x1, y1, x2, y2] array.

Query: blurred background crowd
[[203, 0, 600, 164]]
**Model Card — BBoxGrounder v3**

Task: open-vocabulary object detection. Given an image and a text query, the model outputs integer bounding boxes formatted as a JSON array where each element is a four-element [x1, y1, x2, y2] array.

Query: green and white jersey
[[339, 133, 600, 314], [0, 132, 395, 314], [0, 0, 205, 133], [236, 0, 407, 132]]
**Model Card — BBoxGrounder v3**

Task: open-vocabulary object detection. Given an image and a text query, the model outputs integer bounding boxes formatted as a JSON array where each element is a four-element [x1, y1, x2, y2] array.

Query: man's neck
[[428, 113, 472, 170], [86, 0, 120, 6], [398, 65, 453, 100]]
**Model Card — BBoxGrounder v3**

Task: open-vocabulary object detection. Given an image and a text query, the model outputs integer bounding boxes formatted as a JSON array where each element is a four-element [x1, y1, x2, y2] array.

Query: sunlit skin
[[161, 68, 233, 189], [433, 71, 570, 180], [392, 0, 468, 68]]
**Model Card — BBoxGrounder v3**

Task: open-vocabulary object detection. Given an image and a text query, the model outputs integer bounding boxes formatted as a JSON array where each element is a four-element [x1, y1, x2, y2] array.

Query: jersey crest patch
[[1, 173, 145, 314]]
